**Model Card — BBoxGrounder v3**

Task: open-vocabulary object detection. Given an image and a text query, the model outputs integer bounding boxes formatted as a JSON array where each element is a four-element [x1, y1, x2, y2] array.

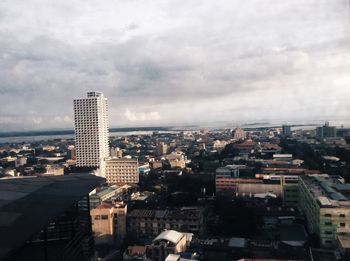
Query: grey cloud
[[0, 0, 350, 131]]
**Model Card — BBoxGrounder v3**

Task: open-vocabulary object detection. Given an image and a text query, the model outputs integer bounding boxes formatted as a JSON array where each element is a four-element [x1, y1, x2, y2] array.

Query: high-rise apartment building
[[157, 142, 168, 155], [316, 122, 337, 140], [282, 125, 292, 137], [73, 92, 110, 169]]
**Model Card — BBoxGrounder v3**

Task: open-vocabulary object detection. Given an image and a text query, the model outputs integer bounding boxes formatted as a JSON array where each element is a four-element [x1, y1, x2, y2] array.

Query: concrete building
[[212, 140, 228, 152], [232, 139, 256, 155], [215, 174, 300, 204], [15, 157, 27, 167], [215, 177, 283, 197], [167, 158, 186, 169], [43, 165, 64, 176], [104, 157, 139, 185], [216, 177, 262, 197], [316, 122, 337, 140], [128, 207, 203, 238], [272, 154, 293, 161], [282, 125, 292, 137], [67, 145, 76, 160], [111, 147, 123, 158], [255, 174, 299, 206], [216, 165, 245, 178], [89, 186, 118, 209], [299, 174, 350, 248], [73, 91, 109, 171], [157, 142, 168, 155], [165, 152, 187, 169], [337, 235, 350, 260], [123, 245, 147, 261], [90, 202, 127, 243], [232, 128, 246, 140]]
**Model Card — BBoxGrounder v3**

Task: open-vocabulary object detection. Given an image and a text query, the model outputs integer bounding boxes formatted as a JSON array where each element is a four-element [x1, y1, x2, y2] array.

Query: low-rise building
[[157, 142, 168, 155], [216, 165, 245, 178], [255, 174, 299, 206], [15, 157, 27, 167], [216, 178, 262, 197], [147, 230, 188, 261], [111, 147, 123, 158], [123, 245, 147, 261], [44, 164, 64, 176], [216, 174, 300, 205], [213, 140, 228, 152], [89, 186, 118, 209], [128, 207, 203, 238], [316, 122, 337, 140], [232, 128, 246, 140], [104, 157, 139, 185], [337, 235, 350, 260], [165, 254, 198, 261], [90, 202, 127, 244]]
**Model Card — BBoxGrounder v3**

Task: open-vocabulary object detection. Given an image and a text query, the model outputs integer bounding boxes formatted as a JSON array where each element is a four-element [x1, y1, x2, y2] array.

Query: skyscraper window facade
[[74, 92, 109, 168]]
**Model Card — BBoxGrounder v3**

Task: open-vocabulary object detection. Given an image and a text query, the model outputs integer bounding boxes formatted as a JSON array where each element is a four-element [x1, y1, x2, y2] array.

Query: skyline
[[1, 0, 350, 131]]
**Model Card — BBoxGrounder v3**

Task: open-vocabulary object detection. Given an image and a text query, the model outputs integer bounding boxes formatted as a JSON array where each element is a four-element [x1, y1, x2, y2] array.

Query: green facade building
[[299, 174, 350, 248]]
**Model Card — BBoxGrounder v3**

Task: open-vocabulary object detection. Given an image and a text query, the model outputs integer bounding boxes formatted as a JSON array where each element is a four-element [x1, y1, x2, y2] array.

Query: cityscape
[[1, 1, 350, 261]]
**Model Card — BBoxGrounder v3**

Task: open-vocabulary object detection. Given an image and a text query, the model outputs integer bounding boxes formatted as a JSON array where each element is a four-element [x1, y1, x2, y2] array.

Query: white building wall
[[74, 92, 110, 169], [104, 158, 139, 184]]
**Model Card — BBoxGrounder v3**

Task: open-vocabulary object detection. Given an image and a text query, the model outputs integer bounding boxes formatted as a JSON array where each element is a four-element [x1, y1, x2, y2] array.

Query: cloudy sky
[[1, 0, 350, 131]]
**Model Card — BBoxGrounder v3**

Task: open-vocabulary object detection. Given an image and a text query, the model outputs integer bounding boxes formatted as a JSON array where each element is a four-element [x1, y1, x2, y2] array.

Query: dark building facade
[[0, 174, 104, 261]]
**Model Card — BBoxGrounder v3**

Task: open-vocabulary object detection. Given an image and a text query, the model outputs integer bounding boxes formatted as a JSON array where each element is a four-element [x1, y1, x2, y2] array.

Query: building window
[[324, 214, 332, 217], [325, 222, 332, 226], [340, 214, 346, 218], [101, 215, 108, 220], [340, 223, 346, 227]]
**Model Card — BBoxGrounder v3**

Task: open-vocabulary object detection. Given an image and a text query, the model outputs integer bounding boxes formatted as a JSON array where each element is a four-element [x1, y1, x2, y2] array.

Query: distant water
[[1, 119, 350, 144], [0, 130, 181, 144]]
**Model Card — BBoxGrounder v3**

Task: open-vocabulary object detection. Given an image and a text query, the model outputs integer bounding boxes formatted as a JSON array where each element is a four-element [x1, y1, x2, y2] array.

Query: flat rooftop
[[301, 174, 350, 208]]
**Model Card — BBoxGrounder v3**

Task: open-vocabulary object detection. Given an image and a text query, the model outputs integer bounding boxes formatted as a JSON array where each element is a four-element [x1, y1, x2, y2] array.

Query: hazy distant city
[[1, 1, 350, 261]]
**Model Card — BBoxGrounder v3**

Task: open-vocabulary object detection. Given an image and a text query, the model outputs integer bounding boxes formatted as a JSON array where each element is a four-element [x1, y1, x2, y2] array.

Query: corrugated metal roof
[[154, 230, 184, 244], [330, 192, 347, 201]]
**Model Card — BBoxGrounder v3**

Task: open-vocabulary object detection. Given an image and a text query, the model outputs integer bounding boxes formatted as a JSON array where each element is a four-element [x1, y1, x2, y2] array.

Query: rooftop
[[338, 235, 350, 249], [228, 237, 246, 248], [126, 245, 146, 256], [301, 174, 350, 208], [154, 230, 184, 244], [95, 187, 117, 197]]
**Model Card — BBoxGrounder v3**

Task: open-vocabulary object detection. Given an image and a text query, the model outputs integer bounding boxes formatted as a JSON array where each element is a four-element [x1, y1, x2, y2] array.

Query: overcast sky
[[1, 0, 350, 131]]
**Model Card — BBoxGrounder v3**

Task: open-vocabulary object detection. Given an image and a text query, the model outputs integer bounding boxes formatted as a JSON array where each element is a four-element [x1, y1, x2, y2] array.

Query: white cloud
[[123, 109, 161, 122]]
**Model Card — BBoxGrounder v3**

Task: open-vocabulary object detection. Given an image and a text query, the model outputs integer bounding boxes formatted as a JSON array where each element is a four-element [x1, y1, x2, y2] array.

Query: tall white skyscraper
[[73, 91, 110, 169]]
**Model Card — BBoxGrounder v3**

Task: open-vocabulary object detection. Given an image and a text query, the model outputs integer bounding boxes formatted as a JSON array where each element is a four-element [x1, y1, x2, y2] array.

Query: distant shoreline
[[1, 120, 348, 140], [0, 127, 176, 138]]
